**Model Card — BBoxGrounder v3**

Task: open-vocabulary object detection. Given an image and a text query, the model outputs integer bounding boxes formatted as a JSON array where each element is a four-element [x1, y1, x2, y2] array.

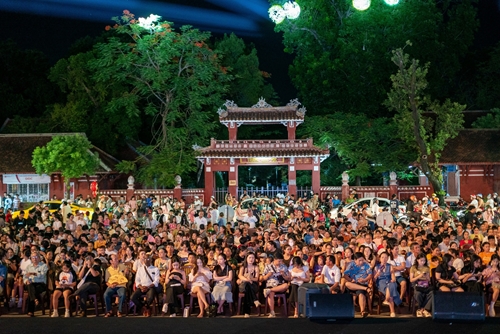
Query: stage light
[[352, 0, 371, 11], [384, 0, 399, 5], [269, 5, 286, 24], [283, 1, 300, 19]]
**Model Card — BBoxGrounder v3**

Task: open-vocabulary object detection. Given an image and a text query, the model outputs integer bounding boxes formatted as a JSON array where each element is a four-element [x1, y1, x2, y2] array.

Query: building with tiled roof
[[0, 133, 124, 202], [439, 129, 500, 198], [194, 98, 329, 201]]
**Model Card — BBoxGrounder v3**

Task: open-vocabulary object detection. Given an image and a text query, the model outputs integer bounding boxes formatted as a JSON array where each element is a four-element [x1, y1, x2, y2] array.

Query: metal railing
[[213, 186, 313, 204]]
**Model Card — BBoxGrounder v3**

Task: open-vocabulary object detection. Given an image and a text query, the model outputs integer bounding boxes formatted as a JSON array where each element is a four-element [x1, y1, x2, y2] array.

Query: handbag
[[415, 280, 430, 292]]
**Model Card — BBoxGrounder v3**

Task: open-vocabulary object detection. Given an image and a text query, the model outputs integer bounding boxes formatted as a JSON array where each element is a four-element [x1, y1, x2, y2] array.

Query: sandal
[[361, 311, 369, 318], [117, 312, 123, 318], [105, 312, 114, 318]]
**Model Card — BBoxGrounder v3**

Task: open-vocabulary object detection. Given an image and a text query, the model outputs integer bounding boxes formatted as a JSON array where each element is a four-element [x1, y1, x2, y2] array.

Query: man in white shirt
[[244, 209, 258, 228], [470, 195, 479, 209], [387, 245, 407, 302], [331, 237, 344, 253], [210, 205, 219, 227], [371, 198, 381, 218], [193, 196, 203, 211], [320, 255, 341, 293], [194, 211, 208, 230], [130, 252, 160, 317]]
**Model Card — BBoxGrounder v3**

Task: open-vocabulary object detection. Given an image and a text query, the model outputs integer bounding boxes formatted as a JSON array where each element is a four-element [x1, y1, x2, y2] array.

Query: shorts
[[55, 287, 74, 292], [395, 276, 406, 285]]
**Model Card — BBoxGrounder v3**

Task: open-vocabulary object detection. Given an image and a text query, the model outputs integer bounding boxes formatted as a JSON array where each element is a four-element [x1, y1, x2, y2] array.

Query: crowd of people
[[0, 191, 499, 319]]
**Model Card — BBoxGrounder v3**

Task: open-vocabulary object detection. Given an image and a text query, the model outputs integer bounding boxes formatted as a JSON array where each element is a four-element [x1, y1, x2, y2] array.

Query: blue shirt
[[344, 261, 372, 283], [0, 263, 6, 288]]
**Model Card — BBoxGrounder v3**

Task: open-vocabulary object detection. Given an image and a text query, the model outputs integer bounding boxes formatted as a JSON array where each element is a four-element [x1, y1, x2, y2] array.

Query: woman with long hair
[[460, 254, 484, 294], [289, 256, 310, 318], [482, 254, 500, 317], [435, 253, 464, 292], [237, 252, 260, 317], [212, 253, 233, 314], [163, 257, 186, 317], [409, 253, 433, 317], [189, 255, 213, 317]]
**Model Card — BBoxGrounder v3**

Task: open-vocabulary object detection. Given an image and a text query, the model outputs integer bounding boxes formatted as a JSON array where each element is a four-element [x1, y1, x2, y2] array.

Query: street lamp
[[269, 1, 301, 24], [352, 0, 371, 11]]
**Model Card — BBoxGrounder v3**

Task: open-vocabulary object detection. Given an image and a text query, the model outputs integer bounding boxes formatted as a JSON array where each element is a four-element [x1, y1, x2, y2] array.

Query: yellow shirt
[[106, 264, 128, 287]]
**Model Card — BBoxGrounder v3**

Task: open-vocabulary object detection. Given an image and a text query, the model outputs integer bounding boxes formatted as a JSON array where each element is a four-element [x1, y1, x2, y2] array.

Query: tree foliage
[[475, 42, 500, 110], [273, 0, 478, 117], [385, 44, 466, 201], [48, 48, 141, 154], [472, 108, 500, 129], [299, 112, 413, 181], [32, 134, 100, 198], [88, 11, 231, 187]]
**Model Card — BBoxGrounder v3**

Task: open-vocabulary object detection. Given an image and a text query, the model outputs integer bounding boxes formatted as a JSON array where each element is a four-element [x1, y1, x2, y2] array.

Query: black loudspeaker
[[307, 293, 355, 320], [432, 292, 485, 321], [298, 283, 330, 317]]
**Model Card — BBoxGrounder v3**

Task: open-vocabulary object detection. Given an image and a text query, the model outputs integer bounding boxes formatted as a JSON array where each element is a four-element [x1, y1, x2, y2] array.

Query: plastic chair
[[237, 292, 261, 316], [75, 294, 104, 316], [264, 293, 287, 317], [189, 292, 211, 315]]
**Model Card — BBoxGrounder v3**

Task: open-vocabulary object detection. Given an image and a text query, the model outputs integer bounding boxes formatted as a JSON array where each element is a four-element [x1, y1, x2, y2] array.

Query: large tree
[[272, 0, 477, 117], [47, 50, 140, 154], [89, 11, 232, 187], [300, 112, 414, 184], [385, 45, 466, 202], [32, 134, 100, 199]]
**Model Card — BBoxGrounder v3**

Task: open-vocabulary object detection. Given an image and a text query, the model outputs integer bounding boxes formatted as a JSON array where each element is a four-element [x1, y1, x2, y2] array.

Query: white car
[[330, 197, 406, 219]]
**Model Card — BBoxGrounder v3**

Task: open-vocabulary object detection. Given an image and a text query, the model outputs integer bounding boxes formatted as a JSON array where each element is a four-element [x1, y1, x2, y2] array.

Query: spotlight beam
[[0, 0, 260, 32]]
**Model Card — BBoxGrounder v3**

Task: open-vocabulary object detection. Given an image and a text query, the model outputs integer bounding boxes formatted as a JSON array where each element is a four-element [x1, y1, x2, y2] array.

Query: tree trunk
[[355, 176, 361, 186]]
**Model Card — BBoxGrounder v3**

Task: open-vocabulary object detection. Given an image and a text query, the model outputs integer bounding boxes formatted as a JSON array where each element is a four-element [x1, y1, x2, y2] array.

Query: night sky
[[1, 0, 500, 102]]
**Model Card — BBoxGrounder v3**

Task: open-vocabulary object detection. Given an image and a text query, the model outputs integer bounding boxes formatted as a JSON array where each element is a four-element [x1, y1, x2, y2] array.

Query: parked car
[[12, 200, 94, 219], [330, 197, 406, 219]]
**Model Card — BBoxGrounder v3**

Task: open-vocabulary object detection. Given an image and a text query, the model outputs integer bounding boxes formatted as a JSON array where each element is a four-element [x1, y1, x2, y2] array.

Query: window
[[7, 184, 49, 203]]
